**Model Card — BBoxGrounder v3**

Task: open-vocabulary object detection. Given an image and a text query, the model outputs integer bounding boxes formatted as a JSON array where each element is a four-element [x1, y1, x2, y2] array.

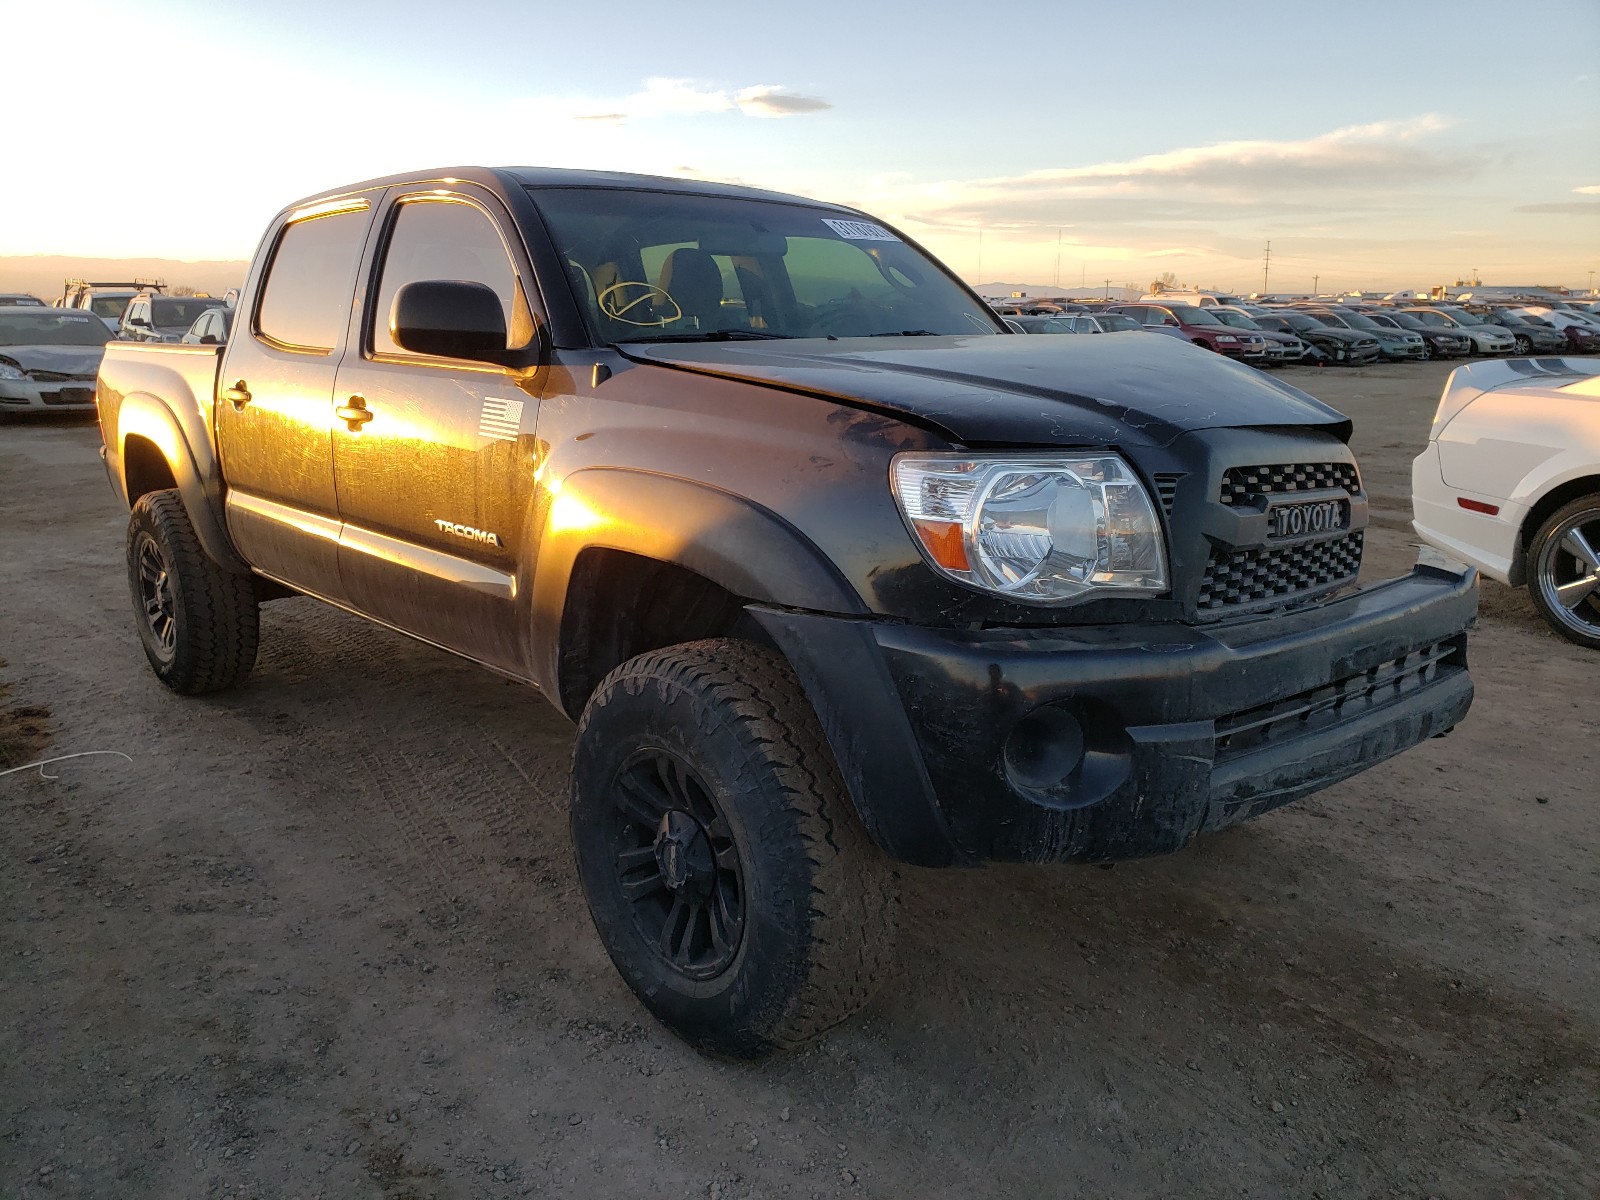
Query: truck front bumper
[[756, 563, 1477, 867]]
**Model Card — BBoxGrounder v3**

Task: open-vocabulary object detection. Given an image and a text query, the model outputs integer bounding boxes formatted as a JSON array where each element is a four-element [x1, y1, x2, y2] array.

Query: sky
[[5, 0, 1597, 293]]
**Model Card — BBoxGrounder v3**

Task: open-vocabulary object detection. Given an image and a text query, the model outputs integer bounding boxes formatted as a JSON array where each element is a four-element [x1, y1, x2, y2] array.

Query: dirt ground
[[2, 361, 1597, 1200]]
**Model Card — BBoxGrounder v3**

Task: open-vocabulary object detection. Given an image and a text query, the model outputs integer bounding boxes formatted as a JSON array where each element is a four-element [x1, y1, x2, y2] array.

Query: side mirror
[[391, 280, 507, 362], [128, 316, 149, 327], [200, 334, 217, 345]]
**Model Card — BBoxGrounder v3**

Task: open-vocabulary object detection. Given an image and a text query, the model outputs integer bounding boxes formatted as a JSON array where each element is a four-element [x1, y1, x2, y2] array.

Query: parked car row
[[990, 292, 1600, 367], [0, 283, 236, 414]]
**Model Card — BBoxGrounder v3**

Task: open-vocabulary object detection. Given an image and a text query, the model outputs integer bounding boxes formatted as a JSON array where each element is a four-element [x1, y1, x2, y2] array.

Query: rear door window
[[255, 207, 369, 353]]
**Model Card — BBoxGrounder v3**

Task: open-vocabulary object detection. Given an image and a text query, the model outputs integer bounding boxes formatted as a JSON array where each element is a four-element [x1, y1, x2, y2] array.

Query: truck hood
[[619, 332, 1350, 447], [0, 344, 108, 376]]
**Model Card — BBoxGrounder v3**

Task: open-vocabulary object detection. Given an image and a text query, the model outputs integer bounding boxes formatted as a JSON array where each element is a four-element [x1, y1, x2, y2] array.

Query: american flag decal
[[478, 396, 524, 442]]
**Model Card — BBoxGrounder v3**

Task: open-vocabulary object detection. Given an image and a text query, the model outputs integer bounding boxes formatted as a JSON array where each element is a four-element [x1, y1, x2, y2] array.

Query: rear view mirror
[[391, 280, 507, 362]]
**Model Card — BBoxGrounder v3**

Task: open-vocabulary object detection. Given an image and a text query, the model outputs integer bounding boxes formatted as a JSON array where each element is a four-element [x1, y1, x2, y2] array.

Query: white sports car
[[1412, 357, 1600, 648]]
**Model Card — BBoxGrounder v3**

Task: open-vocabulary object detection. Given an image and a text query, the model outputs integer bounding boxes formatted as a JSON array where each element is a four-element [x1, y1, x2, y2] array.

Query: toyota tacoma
[[94, 166, 1477, 1056]]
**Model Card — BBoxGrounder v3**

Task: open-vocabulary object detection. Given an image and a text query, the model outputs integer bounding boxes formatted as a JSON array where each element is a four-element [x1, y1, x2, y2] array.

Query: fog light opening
[[1002, 707, 1086, 793]]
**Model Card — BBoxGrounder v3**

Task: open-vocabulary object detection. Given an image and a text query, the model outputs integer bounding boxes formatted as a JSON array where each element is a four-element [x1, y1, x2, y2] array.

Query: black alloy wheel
[[1527, 496, 1600, 650], [125, 489, 259, 693], [135, 534, 178, 662], [570, 639, 897, 1057], [612, 748, 744, 979]]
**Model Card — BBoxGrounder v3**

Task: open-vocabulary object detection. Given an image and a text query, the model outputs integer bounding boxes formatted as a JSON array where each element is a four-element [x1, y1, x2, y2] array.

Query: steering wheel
[[598, 281, 683, 327]]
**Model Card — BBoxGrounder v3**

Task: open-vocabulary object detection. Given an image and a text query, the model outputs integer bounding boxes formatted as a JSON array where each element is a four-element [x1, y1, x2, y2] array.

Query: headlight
[[1217, 335, 1238, 343], [891, 454, 1168, 604], [0, 363, 26, 381]]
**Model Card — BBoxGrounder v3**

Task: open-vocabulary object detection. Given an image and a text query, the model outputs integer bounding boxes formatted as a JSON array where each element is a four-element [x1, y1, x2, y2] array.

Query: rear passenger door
[[216, 197, 378, 601], [330, 185, 545, 672]]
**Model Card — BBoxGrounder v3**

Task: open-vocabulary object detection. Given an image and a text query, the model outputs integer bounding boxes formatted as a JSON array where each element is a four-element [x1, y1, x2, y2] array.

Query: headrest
[[659, 248, 724, 322]]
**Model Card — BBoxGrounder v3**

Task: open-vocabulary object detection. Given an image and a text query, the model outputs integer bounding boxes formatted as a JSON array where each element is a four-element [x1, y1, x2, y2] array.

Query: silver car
[[0, 308, 113, 413]]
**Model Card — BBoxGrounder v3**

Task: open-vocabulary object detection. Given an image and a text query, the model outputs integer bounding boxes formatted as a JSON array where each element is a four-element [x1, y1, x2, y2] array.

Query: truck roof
[[285, 165, 853, 215]]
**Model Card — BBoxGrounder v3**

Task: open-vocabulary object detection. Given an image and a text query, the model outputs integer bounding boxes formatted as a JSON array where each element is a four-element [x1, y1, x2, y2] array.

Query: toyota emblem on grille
[[1269, 499, 1348, 539]]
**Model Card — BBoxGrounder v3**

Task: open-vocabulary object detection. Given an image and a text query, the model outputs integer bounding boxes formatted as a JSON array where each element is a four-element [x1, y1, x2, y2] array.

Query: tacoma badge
[[434, 520, 502, 547]]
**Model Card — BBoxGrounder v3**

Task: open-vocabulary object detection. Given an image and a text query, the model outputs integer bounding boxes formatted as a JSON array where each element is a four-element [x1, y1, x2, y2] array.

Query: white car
[[1412, 358, 1600, 648]]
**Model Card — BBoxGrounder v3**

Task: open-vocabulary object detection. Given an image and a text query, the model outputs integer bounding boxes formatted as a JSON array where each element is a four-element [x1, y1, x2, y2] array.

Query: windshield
[[530, 187, 1002, 343], [1365, 314, 1400, 328], [1309, 311, 1352, 328], [0, 311, 113, 347], [1409, 310, 1458, 327], [1209, 310, 1256, 330], [1096, 314, 1141, 332], [89, 295, 133, 317], [1341, 313, 1382, 331], [1166, 304, 1221, 325], [1284, 314, 1325, 332], [151, 299, 220, 328]]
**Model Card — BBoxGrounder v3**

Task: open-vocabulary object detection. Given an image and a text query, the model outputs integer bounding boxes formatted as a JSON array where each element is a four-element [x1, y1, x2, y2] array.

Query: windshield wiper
[[618, 329, 795, 344], [865, 329, 940, 337]]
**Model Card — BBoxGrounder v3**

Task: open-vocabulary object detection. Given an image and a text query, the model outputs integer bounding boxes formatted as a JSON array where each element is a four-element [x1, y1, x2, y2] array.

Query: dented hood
[[620, 332, 1351, 447], [0, 344, 107, 377]]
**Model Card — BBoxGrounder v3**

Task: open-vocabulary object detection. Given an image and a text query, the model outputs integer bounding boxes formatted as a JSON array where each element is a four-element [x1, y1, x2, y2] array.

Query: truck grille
[[1214, 639, 1463, 763], [1197, 531, 1364, 612], [1220, 462, 1360, 505]]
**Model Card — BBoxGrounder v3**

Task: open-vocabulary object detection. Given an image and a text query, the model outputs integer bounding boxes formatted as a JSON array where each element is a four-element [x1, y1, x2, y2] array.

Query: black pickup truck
[[95, 166, 1477, 1056]]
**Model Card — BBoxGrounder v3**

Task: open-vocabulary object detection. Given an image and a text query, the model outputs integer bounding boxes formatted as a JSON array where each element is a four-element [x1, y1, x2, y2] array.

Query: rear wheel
[[1420, 340, 1435, 361], [1526, 496, 1600, 650], [570, 639, 897, 1057], [126, 490, 259, 693]]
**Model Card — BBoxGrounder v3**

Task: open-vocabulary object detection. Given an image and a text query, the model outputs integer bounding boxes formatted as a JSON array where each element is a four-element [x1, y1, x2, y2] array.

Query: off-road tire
[[1525, 495, 1600, 650], [570, 638, 897, 1057], [126, 489, 259, 693]]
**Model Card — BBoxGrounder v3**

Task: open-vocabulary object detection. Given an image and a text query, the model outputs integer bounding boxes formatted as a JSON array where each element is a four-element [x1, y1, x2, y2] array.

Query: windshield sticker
[[822, 218, 899, 242]]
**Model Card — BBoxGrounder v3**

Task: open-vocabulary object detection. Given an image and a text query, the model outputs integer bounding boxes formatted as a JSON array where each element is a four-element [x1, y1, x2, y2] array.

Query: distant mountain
[[968, 281, 1142, 301], [0, 255, 248, 301]]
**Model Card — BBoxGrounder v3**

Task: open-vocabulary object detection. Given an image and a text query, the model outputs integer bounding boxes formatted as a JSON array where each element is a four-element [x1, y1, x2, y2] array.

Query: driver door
[[331, 186, 545, 672]]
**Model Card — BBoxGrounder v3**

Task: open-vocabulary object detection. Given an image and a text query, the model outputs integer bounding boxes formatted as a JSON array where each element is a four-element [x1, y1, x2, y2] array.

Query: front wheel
[[1514, 335, 1533, 355], [1526, 496, 1600, 650], [570, 639, 897, 1057], [126, 490, 259, 693]]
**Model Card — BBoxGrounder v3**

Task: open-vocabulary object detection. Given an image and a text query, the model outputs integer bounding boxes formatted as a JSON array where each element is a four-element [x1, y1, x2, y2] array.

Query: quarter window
[[371, 197, 532, 358], [256, 208, 368, 352]]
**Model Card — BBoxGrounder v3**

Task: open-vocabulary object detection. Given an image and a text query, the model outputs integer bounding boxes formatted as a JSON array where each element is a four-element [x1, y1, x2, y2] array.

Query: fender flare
[[114, 391, 251, 574], [528, 467, 866, 694]]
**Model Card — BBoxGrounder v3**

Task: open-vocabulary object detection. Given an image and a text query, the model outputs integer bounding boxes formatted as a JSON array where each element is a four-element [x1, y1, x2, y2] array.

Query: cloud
[[572, 77, 830, 123], [735, 86, 832, 118], [1574, 185, 1600, 194], [1515, 202, 1600, 216], [849, 114, 1478, 235]]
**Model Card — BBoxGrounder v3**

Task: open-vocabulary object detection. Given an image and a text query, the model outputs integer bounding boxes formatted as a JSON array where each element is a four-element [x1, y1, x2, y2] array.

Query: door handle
[[223, 381, 251, 411], [336, 395, 374, 431]]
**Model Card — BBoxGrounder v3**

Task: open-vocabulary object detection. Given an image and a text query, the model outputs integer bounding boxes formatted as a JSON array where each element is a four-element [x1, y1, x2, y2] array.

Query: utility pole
[[1054, 228, 1062, 289], [1262, 241, 1271, 294], [1589, 269, 1594, 294], [1104, 278, 1111, 299], [1313, 273, 1319, 295]]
